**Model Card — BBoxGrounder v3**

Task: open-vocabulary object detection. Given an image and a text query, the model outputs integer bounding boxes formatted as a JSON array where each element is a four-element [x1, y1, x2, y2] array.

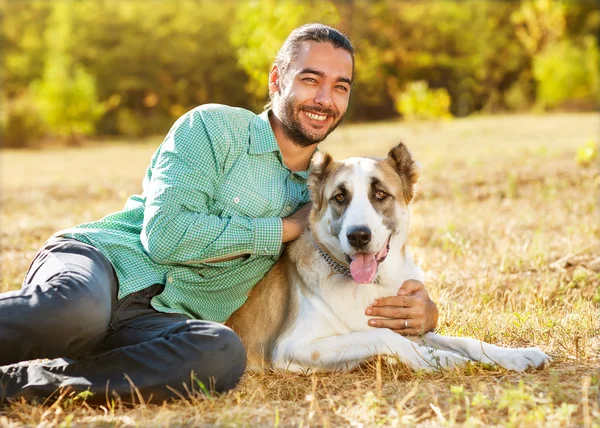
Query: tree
[[71, 0, 249, 136], [31, 2, 104, 143], [230, 0, 341, 111]]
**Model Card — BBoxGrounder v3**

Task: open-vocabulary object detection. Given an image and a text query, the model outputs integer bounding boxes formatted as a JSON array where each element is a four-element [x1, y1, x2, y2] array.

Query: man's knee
[[212, 324, 247, 391], [186, 321, 247, 394], [39, 275, 112, 351]]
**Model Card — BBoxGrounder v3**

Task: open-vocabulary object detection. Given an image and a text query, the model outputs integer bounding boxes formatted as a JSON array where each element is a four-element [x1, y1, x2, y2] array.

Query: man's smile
[[300, 107, 337, 130], [304, 111, 328, 122]]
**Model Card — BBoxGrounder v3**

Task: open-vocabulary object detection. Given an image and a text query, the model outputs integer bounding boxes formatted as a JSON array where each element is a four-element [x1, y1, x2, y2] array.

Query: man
[[0, 23, 437, 405]]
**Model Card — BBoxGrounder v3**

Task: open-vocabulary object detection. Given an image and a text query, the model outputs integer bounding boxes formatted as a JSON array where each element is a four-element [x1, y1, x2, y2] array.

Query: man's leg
[[1, 283, 247, 405], [0, 237, 117, 365]]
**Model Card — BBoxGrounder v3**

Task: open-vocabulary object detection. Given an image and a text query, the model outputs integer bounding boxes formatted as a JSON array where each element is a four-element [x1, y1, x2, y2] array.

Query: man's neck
[[268, 110, 317, 173]]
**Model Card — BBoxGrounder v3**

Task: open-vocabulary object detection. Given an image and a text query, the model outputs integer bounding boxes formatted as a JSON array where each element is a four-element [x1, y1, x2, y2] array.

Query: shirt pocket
[[213, 181, 272, 218]]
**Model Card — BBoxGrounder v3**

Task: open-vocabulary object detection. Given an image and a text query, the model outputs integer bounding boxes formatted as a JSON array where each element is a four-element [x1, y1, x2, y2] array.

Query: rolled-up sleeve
[[140, 110, 283, 266]]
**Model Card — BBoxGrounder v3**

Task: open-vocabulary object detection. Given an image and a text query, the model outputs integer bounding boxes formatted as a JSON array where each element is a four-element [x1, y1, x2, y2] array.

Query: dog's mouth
[[345, 235, 391, 284]]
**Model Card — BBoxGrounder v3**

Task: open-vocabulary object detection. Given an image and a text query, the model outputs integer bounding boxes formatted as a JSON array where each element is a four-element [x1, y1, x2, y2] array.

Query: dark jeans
[[0, 238, 246, 405]]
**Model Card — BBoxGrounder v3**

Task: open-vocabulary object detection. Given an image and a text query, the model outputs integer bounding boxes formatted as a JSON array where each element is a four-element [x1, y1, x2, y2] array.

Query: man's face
[[274, 41, 353, 147]]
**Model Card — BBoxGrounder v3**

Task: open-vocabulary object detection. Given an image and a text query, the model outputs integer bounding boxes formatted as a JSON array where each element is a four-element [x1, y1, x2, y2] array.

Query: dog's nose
[[346, 226, 372, 248]]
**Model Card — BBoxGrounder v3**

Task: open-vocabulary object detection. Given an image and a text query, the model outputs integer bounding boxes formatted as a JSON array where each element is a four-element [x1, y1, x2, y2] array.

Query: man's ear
[[268, 64, 281, 96], [308, 151, 335, 212], [386, 142, 422, 204]]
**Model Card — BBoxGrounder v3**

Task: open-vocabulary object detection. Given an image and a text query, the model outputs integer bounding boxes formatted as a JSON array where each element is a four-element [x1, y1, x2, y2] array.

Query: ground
[[1, 113, 599, 427]]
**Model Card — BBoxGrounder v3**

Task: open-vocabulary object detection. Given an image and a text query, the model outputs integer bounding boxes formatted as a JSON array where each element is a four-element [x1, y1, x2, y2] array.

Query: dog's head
[[308, 143, 421, 284]]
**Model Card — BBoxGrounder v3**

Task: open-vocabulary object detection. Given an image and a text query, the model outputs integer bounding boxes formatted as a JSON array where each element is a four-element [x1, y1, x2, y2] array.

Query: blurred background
[[1, 0, 598, 148], [1, 8, 599, 416]]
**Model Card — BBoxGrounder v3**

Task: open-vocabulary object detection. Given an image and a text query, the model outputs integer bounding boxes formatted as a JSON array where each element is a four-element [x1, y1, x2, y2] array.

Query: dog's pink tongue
[[350, 253, 378, 284]]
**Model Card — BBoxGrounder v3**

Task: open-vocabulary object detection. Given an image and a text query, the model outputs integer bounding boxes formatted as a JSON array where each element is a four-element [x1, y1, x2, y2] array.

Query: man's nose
[[314, 85, 333, 108]]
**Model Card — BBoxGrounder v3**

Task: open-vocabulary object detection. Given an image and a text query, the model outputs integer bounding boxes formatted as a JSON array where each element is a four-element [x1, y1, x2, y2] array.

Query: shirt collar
[[249, 109, 316, 180], [249, 110, 279, 155]]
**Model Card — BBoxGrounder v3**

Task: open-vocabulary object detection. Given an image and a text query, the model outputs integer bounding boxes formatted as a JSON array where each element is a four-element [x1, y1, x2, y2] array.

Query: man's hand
[[365, 280, 438, 336], [282, 202, 312, 243]]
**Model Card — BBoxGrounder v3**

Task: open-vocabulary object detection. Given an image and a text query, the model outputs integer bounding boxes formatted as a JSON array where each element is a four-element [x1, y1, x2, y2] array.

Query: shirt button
[[286, 205, 292, 211], [167, 276, 173, 283], [233, 197, 240, 204]]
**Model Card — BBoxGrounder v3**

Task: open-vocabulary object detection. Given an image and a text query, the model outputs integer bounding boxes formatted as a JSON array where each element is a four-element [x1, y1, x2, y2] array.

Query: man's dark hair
[[266, 23, 354, 109]]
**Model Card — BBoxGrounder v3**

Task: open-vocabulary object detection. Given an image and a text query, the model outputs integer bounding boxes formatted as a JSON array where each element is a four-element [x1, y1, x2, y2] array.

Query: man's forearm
[[282, 217, 304, 243], [281, 202, 312, 243], [142, 211, 282, 265]]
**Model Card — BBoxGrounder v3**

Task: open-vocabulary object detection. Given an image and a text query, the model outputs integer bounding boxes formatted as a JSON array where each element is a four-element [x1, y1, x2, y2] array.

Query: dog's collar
[[316, 243, 381, 285]]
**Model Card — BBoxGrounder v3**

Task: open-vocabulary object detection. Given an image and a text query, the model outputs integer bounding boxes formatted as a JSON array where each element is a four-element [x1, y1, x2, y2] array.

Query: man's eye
[[375, 190, 387, 200], [336, 85, 349, 92], [334, 194, 345, 203], [303, 78, 317, 83]]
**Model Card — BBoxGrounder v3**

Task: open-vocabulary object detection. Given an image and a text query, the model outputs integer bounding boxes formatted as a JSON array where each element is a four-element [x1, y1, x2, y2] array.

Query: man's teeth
[[305, 111, 327, 121]]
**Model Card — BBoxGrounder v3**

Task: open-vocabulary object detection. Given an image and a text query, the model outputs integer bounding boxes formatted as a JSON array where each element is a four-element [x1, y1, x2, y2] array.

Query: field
[[1, 113, 599, 427]]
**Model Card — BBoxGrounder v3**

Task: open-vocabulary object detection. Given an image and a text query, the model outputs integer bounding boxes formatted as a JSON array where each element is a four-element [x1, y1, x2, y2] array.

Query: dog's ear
[[386, 142, 422, 204], [308, 151, 335, 211]]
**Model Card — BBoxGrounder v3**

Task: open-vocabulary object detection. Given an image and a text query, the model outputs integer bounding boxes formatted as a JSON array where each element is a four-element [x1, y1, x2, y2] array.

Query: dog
[[226, 143, 551, 373]]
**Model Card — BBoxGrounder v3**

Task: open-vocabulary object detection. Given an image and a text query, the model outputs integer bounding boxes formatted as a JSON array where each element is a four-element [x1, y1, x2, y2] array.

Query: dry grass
[[1, 113, 599, 427]]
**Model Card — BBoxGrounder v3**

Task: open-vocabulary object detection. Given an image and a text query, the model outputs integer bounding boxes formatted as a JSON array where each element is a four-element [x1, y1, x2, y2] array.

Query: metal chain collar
[[316, 244, 381, 284]]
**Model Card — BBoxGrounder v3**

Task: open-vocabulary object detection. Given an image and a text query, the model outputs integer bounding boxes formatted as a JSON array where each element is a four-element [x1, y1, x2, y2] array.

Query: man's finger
[[366, 306, 414, 319], [398, 279, 424, 296], [371, 295, 414, 307], [368, 317, 422, 330]]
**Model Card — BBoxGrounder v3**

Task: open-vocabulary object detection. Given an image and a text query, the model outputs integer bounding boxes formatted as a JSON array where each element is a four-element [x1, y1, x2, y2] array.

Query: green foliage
[[568, 266, 599, 289], [73, 0, 249, 136], [394, 81, 452, 121], [577, 140, 598, 167], [533, 36, 600, 109], [31, 64, 105, 142], [511, 0, 566, 55], [1, 0, 599, 143], [1, 94, 45, 148], [30, 3, 104, 143], [352, 0, 531, 116], [438, 224, 471, 257], [230, 0, 340, 111], [1, 1, 51, 98], [504, 74, 535, 111]]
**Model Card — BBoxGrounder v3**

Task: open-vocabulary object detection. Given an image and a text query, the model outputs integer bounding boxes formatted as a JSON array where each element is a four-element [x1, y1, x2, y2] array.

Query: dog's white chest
[[318, 277, 397, 333]]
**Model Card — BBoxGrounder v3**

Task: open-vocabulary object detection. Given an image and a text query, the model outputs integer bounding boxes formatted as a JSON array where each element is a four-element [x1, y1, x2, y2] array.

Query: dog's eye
[[375, 190, 388, 200], [334, 194, 345, 203]]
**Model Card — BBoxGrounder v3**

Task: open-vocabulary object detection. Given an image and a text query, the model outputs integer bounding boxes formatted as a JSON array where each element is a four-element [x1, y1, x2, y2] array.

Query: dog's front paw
[[493, 347, 551, 372]]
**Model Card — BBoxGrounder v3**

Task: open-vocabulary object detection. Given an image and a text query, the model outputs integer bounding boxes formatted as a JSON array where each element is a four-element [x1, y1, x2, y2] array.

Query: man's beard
[[279, 94, 344, 147]]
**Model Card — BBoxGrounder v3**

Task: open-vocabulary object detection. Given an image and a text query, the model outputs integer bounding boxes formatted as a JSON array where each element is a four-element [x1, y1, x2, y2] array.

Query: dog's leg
[[273, 329, 469, 372], [410, 333, 551, 372]]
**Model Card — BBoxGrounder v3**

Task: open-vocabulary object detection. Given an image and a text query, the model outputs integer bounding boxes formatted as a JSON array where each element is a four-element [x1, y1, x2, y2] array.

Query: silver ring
[[404, 319, 408, 329]]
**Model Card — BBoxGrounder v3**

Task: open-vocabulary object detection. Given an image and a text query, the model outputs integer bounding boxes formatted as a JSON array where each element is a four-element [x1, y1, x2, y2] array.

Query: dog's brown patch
[[328, 177, 353, 236], [368, 174, 402, 232], [226, 255, 296, 365], [384, 143, 421, 204], [307, 152, 336, 213], [308, 153, 349, 230], [311, 351, 320, 361]]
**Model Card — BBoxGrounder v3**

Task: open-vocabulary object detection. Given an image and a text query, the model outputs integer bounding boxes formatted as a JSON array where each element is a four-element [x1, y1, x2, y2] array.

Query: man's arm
[[208, 202, 312, 262], [282, 202, 312, 243], [140, 109, 284, 266]]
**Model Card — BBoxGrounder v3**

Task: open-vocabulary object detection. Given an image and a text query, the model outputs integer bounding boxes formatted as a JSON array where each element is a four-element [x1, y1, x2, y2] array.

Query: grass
[[1, 112, 599, 427]]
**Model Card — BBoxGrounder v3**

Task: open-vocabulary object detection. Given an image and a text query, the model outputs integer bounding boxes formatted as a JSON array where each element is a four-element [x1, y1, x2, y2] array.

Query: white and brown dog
[[227, 143, 550, 372]]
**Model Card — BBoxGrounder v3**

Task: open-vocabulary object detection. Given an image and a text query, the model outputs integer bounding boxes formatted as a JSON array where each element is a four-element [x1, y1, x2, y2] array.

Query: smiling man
[[268, 42, 351, 149], [0, 24, 437, 405]]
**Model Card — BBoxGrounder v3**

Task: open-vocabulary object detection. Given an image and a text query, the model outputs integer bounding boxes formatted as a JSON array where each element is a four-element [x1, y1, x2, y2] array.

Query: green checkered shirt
[[57, 104, 310, 322]]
